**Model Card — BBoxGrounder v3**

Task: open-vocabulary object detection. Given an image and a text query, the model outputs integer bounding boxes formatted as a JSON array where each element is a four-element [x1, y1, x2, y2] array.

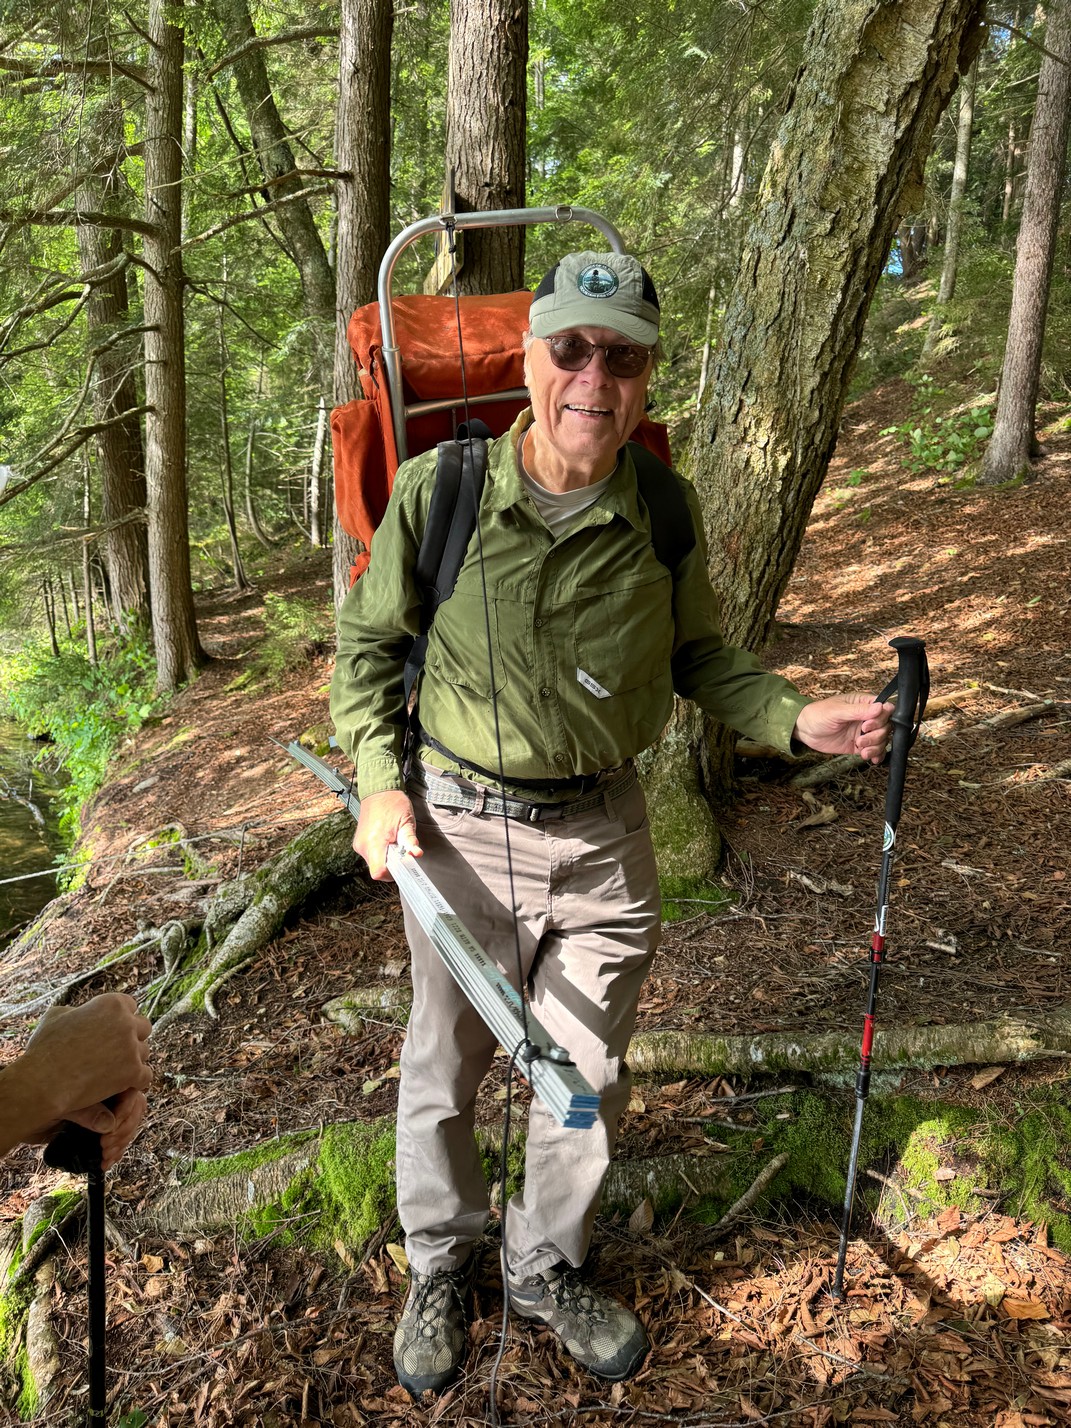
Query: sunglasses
[[543, 334, 653, 379]]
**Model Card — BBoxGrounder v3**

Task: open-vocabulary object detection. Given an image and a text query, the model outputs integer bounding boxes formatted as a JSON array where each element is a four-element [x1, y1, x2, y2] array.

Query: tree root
[[153, 810, 362, 1031]]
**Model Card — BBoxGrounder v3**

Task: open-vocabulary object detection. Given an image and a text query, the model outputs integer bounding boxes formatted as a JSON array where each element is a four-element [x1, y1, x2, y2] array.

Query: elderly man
[[330, 250, 891, 1396]]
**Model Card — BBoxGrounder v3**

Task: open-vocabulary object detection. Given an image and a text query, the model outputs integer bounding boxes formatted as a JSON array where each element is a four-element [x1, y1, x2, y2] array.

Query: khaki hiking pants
[[395, 768, 661, 1281]]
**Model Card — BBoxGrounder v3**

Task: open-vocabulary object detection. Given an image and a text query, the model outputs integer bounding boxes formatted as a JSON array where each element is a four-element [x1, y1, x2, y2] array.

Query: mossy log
[[153, 811, 362, 1030], [629, 1007, 1071, 1077]]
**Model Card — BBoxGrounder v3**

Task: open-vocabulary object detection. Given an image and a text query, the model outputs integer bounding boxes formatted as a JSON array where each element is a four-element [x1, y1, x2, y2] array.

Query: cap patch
[[577, 265, 619, 299]]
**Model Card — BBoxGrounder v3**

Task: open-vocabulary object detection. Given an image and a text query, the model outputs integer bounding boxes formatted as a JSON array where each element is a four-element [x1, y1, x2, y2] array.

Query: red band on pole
[[861, 1014, 875, 1061]]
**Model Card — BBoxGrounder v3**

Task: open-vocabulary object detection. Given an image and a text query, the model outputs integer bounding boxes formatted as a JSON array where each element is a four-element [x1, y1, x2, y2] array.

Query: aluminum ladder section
[[377, 205, 625, 466], [282, 742, 600, 1130]]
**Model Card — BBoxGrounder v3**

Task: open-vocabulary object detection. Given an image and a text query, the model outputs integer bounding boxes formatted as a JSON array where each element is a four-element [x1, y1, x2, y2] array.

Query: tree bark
[[979, 0, 1071, 485], [66, 25, 150, 632], [681, 0, 984, 811], [213, 0, 337, 541], [332, 0, 393, 612], [922, 59, 978, 360], [444, 0, 528, 295], [144, 0, 207, 691]]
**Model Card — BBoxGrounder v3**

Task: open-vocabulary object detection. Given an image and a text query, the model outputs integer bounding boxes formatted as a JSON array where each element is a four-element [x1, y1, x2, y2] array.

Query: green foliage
[[249, 593, 333, 681], [881, 374, 995, 475], [0, 631, 162, 843]]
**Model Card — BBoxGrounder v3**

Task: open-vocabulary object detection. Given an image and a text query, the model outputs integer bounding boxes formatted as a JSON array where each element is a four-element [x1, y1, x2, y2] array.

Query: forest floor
[[2, 379, 1071, 1427]]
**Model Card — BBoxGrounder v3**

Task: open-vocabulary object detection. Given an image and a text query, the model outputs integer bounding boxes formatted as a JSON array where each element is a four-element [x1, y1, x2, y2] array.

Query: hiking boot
[[507, 1262, 648, 1380], [392, 1260, 474, 1398]]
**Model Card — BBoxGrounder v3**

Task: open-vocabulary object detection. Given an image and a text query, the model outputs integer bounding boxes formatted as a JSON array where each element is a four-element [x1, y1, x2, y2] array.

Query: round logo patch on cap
[[577, 265, 619, 299]]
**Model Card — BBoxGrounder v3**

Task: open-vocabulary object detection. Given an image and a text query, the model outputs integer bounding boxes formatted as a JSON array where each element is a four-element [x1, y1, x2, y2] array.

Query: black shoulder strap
[[628, 442, 697, 571], [403, 419, 492, 706]]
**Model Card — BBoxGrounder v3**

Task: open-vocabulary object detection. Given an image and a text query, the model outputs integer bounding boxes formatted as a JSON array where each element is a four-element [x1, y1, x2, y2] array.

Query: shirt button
[[534, 618, 544, 628], [541, 688, 552, 698], [554, 753, 565, 764]]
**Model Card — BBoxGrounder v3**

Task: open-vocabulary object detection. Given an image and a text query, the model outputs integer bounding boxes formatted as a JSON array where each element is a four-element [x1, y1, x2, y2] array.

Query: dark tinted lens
[[546, 335, 593, 369], [605, 345, 651, 377]]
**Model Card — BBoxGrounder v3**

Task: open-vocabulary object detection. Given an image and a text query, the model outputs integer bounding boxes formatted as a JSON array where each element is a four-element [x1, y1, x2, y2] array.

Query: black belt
[[413, 764, 638, 823]]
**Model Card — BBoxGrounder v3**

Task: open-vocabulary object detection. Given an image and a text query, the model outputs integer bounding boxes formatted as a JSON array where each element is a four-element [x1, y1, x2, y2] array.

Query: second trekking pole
[[44, 1115, 112, 1423], [832, 635, 929, 1300]]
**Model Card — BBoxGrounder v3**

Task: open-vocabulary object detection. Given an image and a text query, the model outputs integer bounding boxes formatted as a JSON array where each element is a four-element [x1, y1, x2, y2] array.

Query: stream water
[[0, 721, 67, 951]]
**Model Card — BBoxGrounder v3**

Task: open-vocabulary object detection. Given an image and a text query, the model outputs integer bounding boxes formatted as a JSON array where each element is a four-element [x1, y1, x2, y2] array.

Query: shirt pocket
[[425, 591, 508, 699], [571, 569, 673, 697]]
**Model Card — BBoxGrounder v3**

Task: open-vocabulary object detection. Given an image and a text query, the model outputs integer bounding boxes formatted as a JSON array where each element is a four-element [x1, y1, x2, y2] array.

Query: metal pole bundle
[[832, 635, 929, 1299]]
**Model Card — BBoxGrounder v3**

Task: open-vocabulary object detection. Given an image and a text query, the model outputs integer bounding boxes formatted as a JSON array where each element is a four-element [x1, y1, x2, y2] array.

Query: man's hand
[[1, 992, 152, 1164], [353, 789, 423, 881], [793, 694, 895, 764]]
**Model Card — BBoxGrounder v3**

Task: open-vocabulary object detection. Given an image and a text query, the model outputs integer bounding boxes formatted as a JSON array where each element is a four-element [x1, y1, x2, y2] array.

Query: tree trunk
[[680, 0, 984, 814], [73, 122, 150, 631], [332, 0, 393, 612], [979, 0, 1071, 485], [144, 0, 207, 692], [922, 58, 978, 359], [444, 0, 528, 295], [213, 0, 337, 540], [42, 578, 59, 657], [216, 297, 250, 591]]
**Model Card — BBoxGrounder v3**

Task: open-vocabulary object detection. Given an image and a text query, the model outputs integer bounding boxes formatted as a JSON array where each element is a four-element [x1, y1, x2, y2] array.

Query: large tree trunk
[[213, 0, 337, 543], [444, 0, 528, 295], [678, 0, 984, 815], [74, 97, 151, 634], [979, 0, 1071, 485], [143, 0, 206, 692], [922, 58, 978, 360], [332, 0, 393, 612]]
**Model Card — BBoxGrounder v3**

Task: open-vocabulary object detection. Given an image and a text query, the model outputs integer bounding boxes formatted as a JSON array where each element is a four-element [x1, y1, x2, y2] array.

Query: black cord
[[488, 1036, 529, 1426], [444, 222, 531, 1048]]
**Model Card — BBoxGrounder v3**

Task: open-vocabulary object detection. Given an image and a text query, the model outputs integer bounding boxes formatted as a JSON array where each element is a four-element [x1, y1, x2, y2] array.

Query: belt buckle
[[526, 803, 545, 823]]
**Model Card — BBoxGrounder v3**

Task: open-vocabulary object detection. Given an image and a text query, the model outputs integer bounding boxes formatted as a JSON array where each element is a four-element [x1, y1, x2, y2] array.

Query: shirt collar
[[486, 409, 647, 533]]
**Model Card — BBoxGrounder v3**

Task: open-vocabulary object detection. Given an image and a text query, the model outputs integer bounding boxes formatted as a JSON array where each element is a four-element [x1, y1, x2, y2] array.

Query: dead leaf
[[385, 1243, 409, 1275], [1003, 1299, 1049, 1320], [628, 1198, 654, 1234], [334, 1239, 355, 1269], [141, 1253, 165, 1273], [970, 1065, 1007, 1090], [933, 1167, 956, 1181], [628, 1091, 646, 1113]]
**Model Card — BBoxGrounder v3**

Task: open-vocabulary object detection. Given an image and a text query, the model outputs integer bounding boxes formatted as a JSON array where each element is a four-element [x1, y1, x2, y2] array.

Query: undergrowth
[[0, 630, 163, 848], [247, 593, 333, 682]]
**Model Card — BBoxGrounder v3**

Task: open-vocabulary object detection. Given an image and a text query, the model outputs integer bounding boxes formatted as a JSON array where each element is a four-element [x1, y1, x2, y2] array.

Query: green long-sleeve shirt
[[330, 412, 809, 799]]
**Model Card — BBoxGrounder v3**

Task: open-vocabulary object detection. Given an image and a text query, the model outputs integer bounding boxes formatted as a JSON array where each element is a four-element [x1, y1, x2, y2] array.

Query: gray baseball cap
[[529, 251, 660, 346]]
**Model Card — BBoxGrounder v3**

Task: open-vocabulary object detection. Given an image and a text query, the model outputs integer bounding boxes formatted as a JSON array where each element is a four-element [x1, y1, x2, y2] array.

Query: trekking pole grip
[[883, 636, 927, 831]]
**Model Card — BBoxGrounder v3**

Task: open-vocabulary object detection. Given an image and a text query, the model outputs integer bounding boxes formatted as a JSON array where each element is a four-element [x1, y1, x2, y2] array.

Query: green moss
[[659, 874, 733, 923], [481, 1131, 526, 1203], [14, 1344, 37, 1418], [640, 730, 722, 884], [183, 1122, 398, 1255], [24, 1191, 81, 1253], [979, 1102, 1071, 1253], [181, 1131, 318, 1187]]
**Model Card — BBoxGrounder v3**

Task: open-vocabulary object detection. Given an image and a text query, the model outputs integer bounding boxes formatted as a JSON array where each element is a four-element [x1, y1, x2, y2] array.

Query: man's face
[[523, 327, 652, 479]]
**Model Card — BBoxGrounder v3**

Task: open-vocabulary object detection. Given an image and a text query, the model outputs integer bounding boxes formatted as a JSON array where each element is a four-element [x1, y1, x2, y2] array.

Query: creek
[[0, 720, 67, 951]]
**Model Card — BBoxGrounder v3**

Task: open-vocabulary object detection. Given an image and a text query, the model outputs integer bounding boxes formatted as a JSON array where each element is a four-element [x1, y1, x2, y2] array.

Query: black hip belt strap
[[413, 764, 638, 823], [417, 726, 618, 795]]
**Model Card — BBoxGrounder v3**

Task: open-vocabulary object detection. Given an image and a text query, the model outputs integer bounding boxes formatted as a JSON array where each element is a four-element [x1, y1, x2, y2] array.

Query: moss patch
[[682, 1086, 1071, 1243], [659, 874, 733, 923], [640, 730, 722, 884]]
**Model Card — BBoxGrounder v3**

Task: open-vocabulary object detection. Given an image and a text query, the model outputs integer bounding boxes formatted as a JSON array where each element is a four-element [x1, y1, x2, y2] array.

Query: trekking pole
[[832, 636, 929, 1300], [44, 1115, 112, 1423]]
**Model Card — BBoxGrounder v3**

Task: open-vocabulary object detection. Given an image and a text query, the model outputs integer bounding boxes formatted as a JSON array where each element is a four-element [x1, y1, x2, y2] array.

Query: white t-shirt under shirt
[[519, 466, 615, 537]]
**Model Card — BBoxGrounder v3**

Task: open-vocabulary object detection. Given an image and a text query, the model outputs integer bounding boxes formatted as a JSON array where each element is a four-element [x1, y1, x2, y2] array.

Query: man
[[0, 991, 151, 1167], [330, 250, 892, 1396]]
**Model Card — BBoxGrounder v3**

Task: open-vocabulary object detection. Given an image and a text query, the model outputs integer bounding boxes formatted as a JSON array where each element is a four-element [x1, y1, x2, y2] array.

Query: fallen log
[[628, 1007, 1071, 1077]]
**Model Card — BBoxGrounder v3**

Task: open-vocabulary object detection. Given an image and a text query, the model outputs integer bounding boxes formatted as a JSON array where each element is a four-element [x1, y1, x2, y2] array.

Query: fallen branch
[[1001, 757, 1071, 785], [709, 1152, 790, 1234]]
